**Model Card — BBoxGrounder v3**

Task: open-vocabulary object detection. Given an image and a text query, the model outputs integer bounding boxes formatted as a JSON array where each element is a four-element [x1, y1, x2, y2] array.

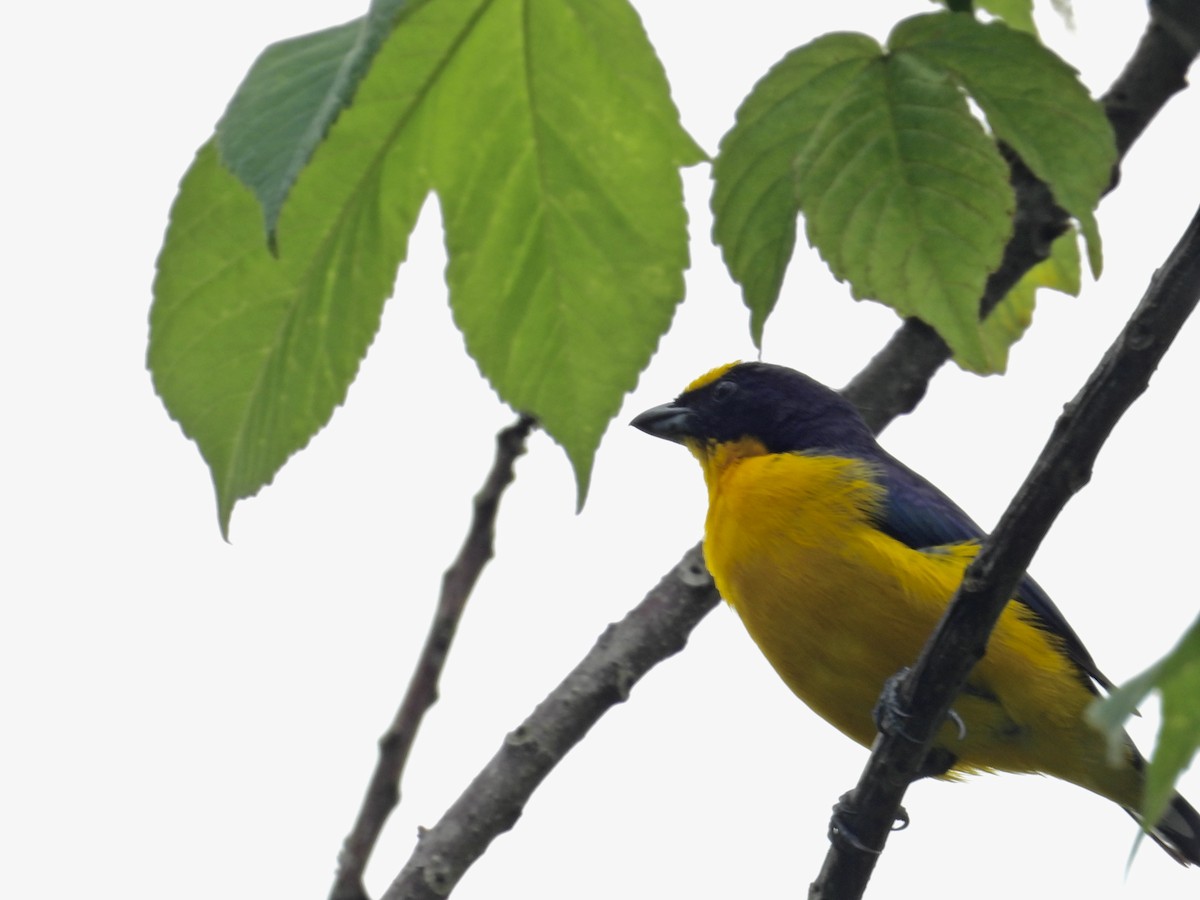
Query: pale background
[[5, 2, 1200, 898]]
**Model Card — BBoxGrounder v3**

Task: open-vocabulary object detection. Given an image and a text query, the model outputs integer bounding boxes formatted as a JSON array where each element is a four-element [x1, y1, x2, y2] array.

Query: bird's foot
[[873, 669, 964, 779], [874, 668, 969, 743], [946, 707, 967, 741], [828, 792, 910, 855], [873, 667, 919, 741]]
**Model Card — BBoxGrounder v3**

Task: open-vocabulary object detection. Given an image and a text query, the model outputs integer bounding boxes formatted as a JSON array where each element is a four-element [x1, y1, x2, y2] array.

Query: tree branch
[[811, 199, 1200, 900], [379, 546, 719, 900], [329, 415, 536, 900], [378, 7, 1199, 896], [1108, 0, 1200, 161]]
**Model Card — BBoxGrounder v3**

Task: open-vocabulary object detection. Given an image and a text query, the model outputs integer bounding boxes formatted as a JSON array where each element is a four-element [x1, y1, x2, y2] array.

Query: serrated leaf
[[216, 0, 425, 243], [711, 33, 879, 345], [150, 135, 424, 536], [793, 49, 1014, 369], [151, 0, 462, 536], [429, 0, 704, 505], [151, 0, 701, 533], [891, 13, 1115, 276], [216, 18, 366, 243], [967, 226, 1080, 373], [1088, 614, 1200, 829]]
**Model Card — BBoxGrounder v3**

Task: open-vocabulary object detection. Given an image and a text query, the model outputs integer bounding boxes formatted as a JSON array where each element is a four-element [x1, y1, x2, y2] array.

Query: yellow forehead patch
[[684, 361, 742, 394]]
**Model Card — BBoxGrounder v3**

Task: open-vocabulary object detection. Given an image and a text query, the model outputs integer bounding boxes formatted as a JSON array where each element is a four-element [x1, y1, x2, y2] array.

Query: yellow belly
[[702, 451, 1139, 805]]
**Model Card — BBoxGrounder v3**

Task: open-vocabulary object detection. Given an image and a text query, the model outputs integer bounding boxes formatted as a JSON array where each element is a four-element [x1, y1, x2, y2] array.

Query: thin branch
[[329, 415, 537, 900], [379, 546, 719, 900], [377, 7, 1199, 896], [810, 200, 1200, 900]]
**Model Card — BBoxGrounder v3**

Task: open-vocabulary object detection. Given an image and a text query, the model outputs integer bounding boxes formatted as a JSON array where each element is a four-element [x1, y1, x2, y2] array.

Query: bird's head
[[631, 362, 877, 473]]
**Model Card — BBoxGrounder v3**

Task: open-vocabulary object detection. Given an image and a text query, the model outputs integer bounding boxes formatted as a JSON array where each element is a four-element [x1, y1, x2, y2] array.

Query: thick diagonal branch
[[329, 415, 536, 900], [810, 200, 1200, 900], [379, 547, 718, 900]]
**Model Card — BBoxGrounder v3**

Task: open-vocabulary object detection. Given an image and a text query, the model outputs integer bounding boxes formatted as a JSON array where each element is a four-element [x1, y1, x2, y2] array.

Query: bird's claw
[[873, 668, 920, 742], [828, 793, 909, 855], [874, 668, 968, 743], [947, 707, 967, 742]]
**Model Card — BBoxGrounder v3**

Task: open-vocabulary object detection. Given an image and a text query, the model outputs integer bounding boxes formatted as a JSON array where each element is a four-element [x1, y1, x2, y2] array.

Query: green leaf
[[793, 47, 1014, 369], [216, 0, 427, 243], [977, 0, 1036, 34], [151, 0, 701, 533], [968, 226, 1080, 373], [931, 0, 1037, 34], [216, 18, 366, 244], [1088, 614, 1200, 828], [711, 33, 879, 345], [892, 13, 1115, 275], [1087, 665, 1163, 761], [713, 12, 1112, 362], [150, 136, 421, 537], [431, 0, 703, 504]]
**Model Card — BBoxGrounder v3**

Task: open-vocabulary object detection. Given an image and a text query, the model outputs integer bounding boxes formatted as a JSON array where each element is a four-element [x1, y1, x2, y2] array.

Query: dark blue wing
[[871, 450, 1111, 692]]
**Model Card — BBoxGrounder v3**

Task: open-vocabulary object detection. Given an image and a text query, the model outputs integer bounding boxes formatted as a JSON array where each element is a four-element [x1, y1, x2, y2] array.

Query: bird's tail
[[1125, 791, 1200, 866]]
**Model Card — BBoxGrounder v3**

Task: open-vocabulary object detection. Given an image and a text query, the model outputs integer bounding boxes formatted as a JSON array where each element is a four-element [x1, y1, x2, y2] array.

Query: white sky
[[5, 2, 1200, 899]]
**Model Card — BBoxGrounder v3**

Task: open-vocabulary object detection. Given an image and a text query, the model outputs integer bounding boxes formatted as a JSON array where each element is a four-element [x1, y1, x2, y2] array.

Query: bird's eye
[[712, 380, 738, 403]]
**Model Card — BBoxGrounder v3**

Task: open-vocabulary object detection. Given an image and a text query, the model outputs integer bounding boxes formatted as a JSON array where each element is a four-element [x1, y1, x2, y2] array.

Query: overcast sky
[[6, 2, 1200, 899]]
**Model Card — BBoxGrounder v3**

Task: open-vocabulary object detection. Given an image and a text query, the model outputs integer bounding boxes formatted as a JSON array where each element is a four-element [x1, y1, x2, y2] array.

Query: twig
[[329, 414, 537, 900], [379, 546, 719, 900], [810, 200, 1200, 900], [376, 6, 1199, 896]]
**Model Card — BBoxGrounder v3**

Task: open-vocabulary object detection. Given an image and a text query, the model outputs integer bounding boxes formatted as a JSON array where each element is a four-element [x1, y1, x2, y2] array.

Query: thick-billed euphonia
[[632, 361, 1200, 865]]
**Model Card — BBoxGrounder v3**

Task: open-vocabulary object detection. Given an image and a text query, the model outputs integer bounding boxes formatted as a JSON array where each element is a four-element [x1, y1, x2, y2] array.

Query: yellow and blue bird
[[632, 361, 1200, 864]]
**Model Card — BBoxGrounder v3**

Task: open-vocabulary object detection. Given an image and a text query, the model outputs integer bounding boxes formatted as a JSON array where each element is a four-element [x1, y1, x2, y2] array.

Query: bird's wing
[[872, 452, 1113, 692]]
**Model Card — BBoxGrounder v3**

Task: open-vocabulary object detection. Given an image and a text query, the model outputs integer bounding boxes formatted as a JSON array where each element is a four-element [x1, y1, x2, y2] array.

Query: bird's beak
[[630, 402, 697, 444]]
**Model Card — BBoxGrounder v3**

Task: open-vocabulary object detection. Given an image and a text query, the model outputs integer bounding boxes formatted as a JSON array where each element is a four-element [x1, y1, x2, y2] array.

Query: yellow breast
[[696, 447, 1132, 799], [701, 450, 937, 745]]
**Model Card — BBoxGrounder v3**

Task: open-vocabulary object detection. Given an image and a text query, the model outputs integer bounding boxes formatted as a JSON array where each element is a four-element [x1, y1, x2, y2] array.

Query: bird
[[631, 360, 1200, 865]]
